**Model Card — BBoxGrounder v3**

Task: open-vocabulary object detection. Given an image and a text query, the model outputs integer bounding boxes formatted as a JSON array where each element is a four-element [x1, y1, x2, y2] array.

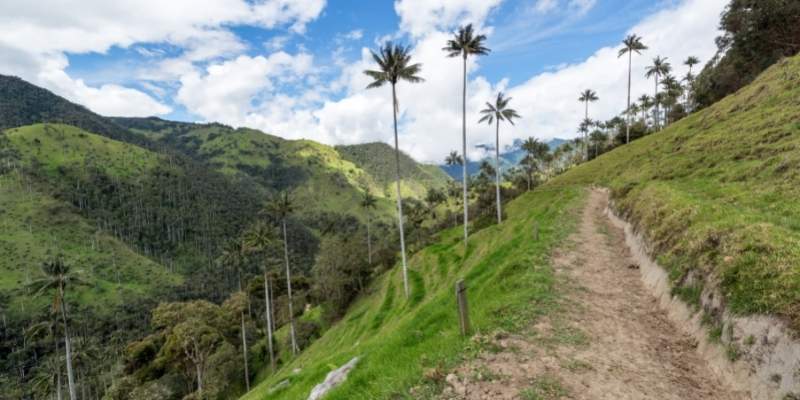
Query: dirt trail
[[439, 189, 748, 400]]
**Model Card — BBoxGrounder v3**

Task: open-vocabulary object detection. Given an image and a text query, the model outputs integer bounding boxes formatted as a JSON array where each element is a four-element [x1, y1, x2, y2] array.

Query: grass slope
[[113, 118, 449, 220], [0, 173, 179, 321], [241, 185, 584, 399], [550, 55, 800, 330], [336, 142, 451, 198]]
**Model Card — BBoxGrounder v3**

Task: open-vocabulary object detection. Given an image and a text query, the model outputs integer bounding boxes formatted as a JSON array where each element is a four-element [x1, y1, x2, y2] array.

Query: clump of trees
[[694, 0, 800, 108]]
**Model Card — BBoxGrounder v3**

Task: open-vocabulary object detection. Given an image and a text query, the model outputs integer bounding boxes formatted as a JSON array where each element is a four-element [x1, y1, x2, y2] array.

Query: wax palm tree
[[578, 90, 599, 160], [645, 56, 671, 130], [521, 137, 549, 190], [618, 34, 648, 144], [218, 239, 250, 387], [684, 56, 700, 75], [360, 190, 377, 265], [443, 23, 490, 246], [479, 92, 521, 224], [263, 192, 299, 354], [444, 150, 463, 168], [660, 74, 682, 125], [682, 71, 696, 111], [242, 222, 277, 370], [364, 42, 423, 299], [30, 258, 87, 400], [638, 94, 653, 125]]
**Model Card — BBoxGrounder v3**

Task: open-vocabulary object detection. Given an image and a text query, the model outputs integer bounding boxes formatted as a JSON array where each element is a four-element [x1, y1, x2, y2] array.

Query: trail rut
[[439, 189, 748, 399]]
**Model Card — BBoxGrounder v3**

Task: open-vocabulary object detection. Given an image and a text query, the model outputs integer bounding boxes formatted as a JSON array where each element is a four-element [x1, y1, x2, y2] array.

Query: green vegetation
[[550, 53, 800, 331], [694, 0, 800, 108], [336, 142, 450, 198], [241, 185, 583, 399]]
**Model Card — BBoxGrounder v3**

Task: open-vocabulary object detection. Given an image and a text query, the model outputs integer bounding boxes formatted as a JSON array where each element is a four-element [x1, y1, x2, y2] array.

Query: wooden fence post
[[455, 279, 471, 336], [533, 220, 540, 241]]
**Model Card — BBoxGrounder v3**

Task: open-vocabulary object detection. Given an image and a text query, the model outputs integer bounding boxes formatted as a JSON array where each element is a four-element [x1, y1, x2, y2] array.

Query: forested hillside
[[0, 77, 453, 399]]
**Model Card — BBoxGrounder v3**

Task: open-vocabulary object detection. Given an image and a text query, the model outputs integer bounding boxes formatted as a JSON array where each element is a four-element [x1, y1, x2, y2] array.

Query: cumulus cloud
[[394, 0, 502, 37], [0, 0, 326, 117], [224, 0, 725, 163], [177, 52, 314, 125]]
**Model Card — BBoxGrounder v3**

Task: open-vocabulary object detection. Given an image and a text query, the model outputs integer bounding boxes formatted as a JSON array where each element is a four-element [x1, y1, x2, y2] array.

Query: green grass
[[549, 54, 800, 331], [240, 185, 585, 399], [5, 123, 158, 178]]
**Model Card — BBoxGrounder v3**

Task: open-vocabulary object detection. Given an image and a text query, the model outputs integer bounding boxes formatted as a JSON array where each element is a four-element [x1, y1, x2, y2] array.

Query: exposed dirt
[[438, 189, 749, 400]]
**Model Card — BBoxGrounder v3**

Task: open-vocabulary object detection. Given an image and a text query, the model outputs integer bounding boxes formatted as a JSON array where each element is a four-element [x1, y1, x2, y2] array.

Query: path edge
[[599, 187, 800, 400]]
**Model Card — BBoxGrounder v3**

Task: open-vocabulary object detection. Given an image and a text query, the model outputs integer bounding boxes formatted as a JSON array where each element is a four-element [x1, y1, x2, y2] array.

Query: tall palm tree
[[645, 56, 671, 130], [243, 222, 276, 370], [444, 150, 463, 168], [660, 74, 682, 125], [443, 24, 490, 246], [219, 240, 250, 388], [521, 137, 549, 190], [360, 190, 377, 265], [578, 89, 598, 160], [618, 34, 648, 144], [30, 258, 86, 400], [684, 56, 700, 75], [264, 192, 299, 354], [364, 42, 423, 299], [479, 92, 521, 223], [638, 94, 652, 125]]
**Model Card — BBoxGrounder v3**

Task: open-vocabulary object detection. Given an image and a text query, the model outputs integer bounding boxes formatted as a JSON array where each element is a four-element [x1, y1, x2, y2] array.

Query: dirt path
[[439, 189, 748, 400]]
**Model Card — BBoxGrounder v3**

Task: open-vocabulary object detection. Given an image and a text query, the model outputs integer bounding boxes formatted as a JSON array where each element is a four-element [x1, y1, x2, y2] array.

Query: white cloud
[[534, 0, 559, 14], [0, 0, 326, 117], [394, 0, 503, 37], [177, 52, 314, 124], [219, 0, 726, 163]]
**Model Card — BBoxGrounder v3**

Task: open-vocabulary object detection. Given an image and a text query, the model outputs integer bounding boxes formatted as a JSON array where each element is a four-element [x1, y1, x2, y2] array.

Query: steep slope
[[240, 184, 583, 399], [0, 74, 147, 145], [551, 55, 800, 331], [112, 118, 448, 220], [335, 142, 451, 198]]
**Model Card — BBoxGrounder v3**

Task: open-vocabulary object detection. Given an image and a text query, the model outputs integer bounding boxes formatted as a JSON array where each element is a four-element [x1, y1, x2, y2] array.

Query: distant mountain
[[440, 137, 567, 180]]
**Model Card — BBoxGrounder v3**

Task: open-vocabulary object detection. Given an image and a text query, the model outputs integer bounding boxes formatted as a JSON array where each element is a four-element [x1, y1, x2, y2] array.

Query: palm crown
[[479, 92, 521, 125], [443, 24, 490, 58], [364, 42, 424, 89], [445, 150, 463, 166], [618, 34, 648, 57], [684, 56, 700, 68], [578, 89, 599, 103], [360, 190, 377, 210], [263, 191, 293, 221], [645, 56, 672, 79]]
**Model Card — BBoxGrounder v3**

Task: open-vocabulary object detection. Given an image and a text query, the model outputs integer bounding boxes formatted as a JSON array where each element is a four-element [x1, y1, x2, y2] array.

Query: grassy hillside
[[550, 55, 800, 331], [0, 75, 147, 146], [113, 118, 449, 220], [336, 142, 451, 198], [241, 184, 583, 399], [0, 173, 180, 320]]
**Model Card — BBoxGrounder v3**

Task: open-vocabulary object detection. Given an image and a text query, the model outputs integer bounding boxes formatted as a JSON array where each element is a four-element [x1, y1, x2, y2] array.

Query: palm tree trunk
[[57, 369, 63, 400], [584, 101, 589, 161], [196, 362, 203, 394], [366, 214, 372, 265], [240, 311, 250, 390], [282, 219, 298, 354], [391, 83, 410, 299], [494, 118, 502, 223], [262, 267, 274, 370], [654, 75, 660, 131], [59, 286, 77, 400], [626, 51, 632, 144], [461, 54, 469, 246]]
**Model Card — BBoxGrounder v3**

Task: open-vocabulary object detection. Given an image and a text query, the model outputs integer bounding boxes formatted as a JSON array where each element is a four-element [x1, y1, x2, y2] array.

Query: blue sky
[[0, 0, 726, 161]]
